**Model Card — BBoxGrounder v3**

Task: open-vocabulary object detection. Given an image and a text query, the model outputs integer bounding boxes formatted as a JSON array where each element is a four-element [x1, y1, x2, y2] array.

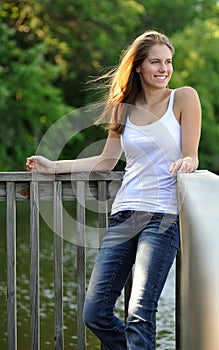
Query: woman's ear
[[136, 66, 141, 73]]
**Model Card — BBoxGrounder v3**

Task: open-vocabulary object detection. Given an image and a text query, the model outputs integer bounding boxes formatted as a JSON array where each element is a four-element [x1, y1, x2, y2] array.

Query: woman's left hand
[[169, 156, 198, 174]]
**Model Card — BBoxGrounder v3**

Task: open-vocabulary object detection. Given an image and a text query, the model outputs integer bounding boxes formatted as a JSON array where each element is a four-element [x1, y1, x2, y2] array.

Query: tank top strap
[[167, 89, 175, 113]]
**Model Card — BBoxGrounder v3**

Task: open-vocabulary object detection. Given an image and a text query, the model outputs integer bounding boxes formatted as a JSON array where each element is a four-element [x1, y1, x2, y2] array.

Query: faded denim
[[83, 210, 180, 350]]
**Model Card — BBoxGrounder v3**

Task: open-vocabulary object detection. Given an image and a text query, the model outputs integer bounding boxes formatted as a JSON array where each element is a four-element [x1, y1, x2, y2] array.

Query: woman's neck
[[137, 87, 171, 105]]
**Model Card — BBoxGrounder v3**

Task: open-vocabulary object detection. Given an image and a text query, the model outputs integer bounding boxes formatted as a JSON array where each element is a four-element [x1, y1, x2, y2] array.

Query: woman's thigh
[[84, 211, 138, 321], [128, 214, 180, 317]]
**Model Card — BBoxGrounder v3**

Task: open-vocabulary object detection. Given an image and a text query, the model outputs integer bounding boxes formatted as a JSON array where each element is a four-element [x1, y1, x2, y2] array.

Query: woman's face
[[136, 44, 173, 90]]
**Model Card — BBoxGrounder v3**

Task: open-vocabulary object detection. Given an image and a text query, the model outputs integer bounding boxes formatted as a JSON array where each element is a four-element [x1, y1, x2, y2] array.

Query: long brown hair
[[95, 30, 174, 135]]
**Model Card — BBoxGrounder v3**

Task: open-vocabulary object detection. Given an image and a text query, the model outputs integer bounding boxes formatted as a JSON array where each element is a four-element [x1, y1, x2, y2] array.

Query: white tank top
[[111, 89, 182, 215]]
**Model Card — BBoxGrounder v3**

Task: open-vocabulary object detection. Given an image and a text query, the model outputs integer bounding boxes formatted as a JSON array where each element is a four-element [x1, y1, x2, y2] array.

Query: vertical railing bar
[[97, 181, 108, 350], [176, 178, 182, 350], [97, 181, 108, 246], [175, 249, 181, 350], [30, 181, 40, 350], [54, 181, 64, 350], [6, 182, 17, 350], [124, 274, 132, 322], [76, 181, 86, 350]]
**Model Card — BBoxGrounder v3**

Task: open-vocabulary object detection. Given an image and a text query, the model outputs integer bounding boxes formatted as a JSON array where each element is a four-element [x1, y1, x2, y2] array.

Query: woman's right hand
[[26, 156, 56, 174]]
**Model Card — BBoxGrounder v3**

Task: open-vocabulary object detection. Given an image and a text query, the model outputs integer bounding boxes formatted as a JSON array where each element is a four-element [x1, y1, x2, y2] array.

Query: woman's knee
[[83, 299, 104, 329], [83, 298, 115, 331], [83, 299, 94, 327]]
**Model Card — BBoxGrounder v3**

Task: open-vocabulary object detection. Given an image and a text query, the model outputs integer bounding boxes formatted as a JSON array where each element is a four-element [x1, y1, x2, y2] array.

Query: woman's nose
[[158, 63, 166, 71]]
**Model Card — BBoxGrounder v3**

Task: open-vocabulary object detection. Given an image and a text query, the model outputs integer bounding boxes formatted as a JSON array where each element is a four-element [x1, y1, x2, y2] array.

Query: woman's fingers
[[178, 160, 193, 173], [169, 159, 183, 174], [26, 156, 55, 174], [170, 158, 194, 174], [26, 156, 48, 173], [26, 157, 35, 171]]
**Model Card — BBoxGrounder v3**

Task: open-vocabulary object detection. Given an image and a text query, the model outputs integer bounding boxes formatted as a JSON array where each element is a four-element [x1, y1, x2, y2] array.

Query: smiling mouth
[[154, 75, 167, 80]]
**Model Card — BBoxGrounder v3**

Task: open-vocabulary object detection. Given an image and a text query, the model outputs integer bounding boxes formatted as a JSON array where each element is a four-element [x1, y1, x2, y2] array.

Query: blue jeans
[[83, 211, 180, 350]]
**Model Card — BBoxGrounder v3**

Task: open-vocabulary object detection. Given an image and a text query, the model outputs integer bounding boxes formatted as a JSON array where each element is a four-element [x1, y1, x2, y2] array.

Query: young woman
[[26, 30, 201, 349]]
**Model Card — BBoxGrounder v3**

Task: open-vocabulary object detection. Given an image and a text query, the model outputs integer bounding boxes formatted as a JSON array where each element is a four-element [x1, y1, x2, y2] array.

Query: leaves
[[0, 17, 71, 170], [171, 18, 219, 171], [1, 0, 219, 171]]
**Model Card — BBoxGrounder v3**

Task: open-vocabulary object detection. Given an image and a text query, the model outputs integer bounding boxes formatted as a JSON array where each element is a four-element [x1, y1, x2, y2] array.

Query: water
[[0, 201, 175, 349]]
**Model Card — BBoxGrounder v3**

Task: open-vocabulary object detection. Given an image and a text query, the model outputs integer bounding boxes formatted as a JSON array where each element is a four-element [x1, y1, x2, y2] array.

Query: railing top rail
[[177, 169, 218, 180], [0, 171, 124, 201], [1, 169, 216, 183], [0, 171, 124, 182]]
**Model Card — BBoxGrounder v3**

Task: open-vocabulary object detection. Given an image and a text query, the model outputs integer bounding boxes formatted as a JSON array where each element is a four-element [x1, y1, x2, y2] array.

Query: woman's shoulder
[[172, 86, 201, 122], [173, 86, 200, 106], [174, 86, 199, 99]]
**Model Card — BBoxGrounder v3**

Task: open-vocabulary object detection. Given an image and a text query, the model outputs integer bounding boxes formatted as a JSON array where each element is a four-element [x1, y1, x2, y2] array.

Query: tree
[[0, 12, 71, 170], [0, 0, 145, 170], [1, 0, 219, 172], [33, 0, 145, 106], [137, 0, 219, 35], [170, 18, 219, 172]]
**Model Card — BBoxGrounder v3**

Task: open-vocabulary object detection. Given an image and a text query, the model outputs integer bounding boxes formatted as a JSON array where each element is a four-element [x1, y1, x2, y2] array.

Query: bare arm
[[169, 87, 202, 174], [26, 130, 123, 174]]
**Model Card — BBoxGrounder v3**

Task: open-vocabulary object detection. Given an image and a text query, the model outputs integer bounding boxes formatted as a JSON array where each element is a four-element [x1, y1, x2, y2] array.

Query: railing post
[[6, 182, 17, 350], [175, 250, 181, 350], [76, 181, 86, 350], [177, 171, 219, 350], [124, 274, 132, 323], [98, 181, 108, 350], [97, 181, 108, 248], [30, 181, 40, 350], [54, 181, 64, 349]]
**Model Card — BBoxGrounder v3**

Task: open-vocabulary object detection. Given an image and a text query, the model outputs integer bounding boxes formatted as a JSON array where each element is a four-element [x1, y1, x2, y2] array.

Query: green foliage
[[0, 16, 71, 170], [171, 18, 219, 172], [34, 0, 145, 106], [1, 0, 219, 172], [0, 0, 145, 170], [139, 0, 199, 35], [137, 0, 219, 35]]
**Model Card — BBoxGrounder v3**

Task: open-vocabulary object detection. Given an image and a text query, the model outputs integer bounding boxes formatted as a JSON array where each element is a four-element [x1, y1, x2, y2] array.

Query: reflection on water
[[0, 201, 175, 349]]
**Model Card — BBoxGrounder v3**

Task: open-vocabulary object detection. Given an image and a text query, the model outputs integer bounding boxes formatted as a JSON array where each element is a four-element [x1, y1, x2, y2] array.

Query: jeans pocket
[[161, 219, 180, 249], [149, 214, 180, 248], [109, 210, 134, 227]]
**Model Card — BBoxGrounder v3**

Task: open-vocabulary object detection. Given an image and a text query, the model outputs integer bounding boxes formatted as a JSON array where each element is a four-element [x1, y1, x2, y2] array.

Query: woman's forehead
[[147, 44, 173, 58]]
